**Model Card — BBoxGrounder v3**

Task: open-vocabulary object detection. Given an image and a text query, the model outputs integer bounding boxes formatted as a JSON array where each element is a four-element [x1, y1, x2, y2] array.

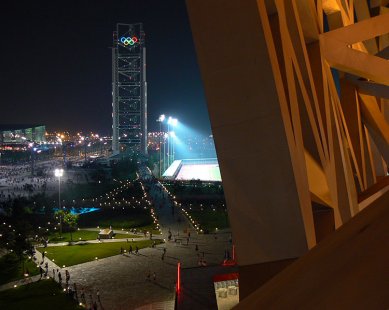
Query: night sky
[[0, 0, 211, 135]]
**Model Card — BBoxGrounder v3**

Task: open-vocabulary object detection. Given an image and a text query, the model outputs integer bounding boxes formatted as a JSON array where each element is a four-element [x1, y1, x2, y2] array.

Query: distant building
[[0, 124, 46, 145], [147, 132, 164, 151]]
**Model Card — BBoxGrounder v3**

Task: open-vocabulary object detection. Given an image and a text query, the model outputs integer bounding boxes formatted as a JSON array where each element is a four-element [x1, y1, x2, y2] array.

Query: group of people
[[146, 270, 157, 282], [37, 248, 102, 309], [120, 244, 139, 255], [0, 160, 64, 201]]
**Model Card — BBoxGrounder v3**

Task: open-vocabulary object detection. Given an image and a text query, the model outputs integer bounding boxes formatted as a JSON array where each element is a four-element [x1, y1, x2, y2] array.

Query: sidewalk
[[0, 248, 60, 292], [43, 236, 153, 247]]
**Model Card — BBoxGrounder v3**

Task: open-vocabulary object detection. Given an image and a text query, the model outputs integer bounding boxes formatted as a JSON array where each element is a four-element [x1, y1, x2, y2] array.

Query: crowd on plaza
[[0, 160, 64, 201], [0, 160, 232, 309]]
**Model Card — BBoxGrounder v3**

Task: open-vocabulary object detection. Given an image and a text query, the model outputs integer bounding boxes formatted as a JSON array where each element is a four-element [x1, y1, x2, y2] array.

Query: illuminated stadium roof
[[0, 124, 45, 131], [163, 158, 221, 182]]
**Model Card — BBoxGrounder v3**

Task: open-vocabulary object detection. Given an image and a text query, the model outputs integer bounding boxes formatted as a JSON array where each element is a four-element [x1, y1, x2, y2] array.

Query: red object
[[213, 272, 239, 283], [222, 259, 237, 266], [232, 244, 235, 260], [177, 262, 181, 292]]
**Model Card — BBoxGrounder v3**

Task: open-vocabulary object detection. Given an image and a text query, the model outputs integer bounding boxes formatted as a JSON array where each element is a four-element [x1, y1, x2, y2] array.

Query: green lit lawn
[[0, 254, 40, 286], [0, 279, 82, 310], [78, 208, 161, 234], [48, 230, 139, 243], [40, 239, 163, 267], [188, 209, 229, 233]]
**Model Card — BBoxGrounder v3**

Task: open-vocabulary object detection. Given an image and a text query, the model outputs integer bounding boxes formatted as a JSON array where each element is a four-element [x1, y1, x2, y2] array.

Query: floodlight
[[54, 169, 64, 177]]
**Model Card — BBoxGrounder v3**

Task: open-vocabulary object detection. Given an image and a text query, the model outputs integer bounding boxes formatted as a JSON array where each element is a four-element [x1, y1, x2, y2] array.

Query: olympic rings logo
[[120, 36, 139, 46]]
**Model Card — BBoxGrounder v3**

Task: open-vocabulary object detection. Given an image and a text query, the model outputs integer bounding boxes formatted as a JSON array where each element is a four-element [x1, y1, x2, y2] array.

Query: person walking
[[80, 289, 86, 304], [58, 271, 62, 285], [135, 245, 139, 255], [129, 245, 133, 254], [65, 270, 70, 286], [96, 289, 100, 303], [73, 283, 78, 302]]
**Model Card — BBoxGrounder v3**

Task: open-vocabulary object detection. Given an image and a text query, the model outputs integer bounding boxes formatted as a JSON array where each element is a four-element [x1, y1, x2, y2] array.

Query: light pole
[[167, 117, 172, 167], [163, 133, 168, 173], [55, 168, 64, 237], [170, 131, 176, 163], [167, 118, 178, 166], [157, 114, 165, 178]]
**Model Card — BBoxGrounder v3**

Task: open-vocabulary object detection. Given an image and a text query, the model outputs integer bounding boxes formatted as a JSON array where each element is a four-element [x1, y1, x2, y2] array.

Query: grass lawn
[[188, 209, 229, 232], [60, 182, 116, 201], [0, 279, 82, 310], [40, 239, 163, 266], [48, 230, 139, 243], [0, 254, 40, 286], [78, 208, 161, 234]]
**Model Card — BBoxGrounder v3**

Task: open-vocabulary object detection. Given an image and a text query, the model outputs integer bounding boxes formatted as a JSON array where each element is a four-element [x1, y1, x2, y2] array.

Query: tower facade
[[112, 23, 147, 155]]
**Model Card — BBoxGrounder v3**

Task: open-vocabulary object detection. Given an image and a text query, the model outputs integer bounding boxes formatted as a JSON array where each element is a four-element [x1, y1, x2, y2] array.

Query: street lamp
[[54, 168, 64, 237]]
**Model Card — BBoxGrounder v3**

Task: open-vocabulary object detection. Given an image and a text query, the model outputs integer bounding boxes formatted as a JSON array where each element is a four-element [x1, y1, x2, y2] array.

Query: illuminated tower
[[112, 23, 147, 155]]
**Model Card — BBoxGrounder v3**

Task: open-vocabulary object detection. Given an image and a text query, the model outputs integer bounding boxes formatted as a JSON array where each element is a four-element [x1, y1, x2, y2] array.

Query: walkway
[[0, 166, 231, 309]]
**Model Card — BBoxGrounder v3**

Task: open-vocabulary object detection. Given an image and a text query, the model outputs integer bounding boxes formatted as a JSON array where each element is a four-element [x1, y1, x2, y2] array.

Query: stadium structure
[[0, 124, 46, 145], [186, 0, 389, 309], [162, 158, 221, 182], [112, 23, 147, 155]]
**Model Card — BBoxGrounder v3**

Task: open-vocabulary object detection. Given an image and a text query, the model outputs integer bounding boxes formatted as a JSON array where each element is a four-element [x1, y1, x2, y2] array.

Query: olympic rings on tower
[[120, 36, 139, 46]]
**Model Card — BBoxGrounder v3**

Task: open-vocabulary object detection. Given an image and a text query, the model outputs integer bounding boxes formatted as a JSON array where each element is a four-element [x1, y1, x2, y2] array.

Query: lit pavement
[[1, 169, 232, 309], [64, 177, 232, 309]]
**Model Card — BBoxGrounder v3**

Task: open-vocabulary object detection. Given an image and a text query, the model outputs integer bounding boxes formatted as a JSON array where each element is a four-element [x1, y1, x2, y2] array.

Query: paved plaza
[[0, 166, 232, 309]]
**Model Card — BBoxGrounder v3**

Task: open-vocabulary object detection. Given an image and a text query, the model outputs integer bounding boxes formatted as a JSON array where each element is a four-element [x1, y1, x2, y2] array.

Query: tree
[[54, 210, 66, 238], [63, 212, 79, 242], [90, 168, 107, 183], [11, 231, 31, 275], [111, 158, 137, 180], [54, 209, 79, 242]]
